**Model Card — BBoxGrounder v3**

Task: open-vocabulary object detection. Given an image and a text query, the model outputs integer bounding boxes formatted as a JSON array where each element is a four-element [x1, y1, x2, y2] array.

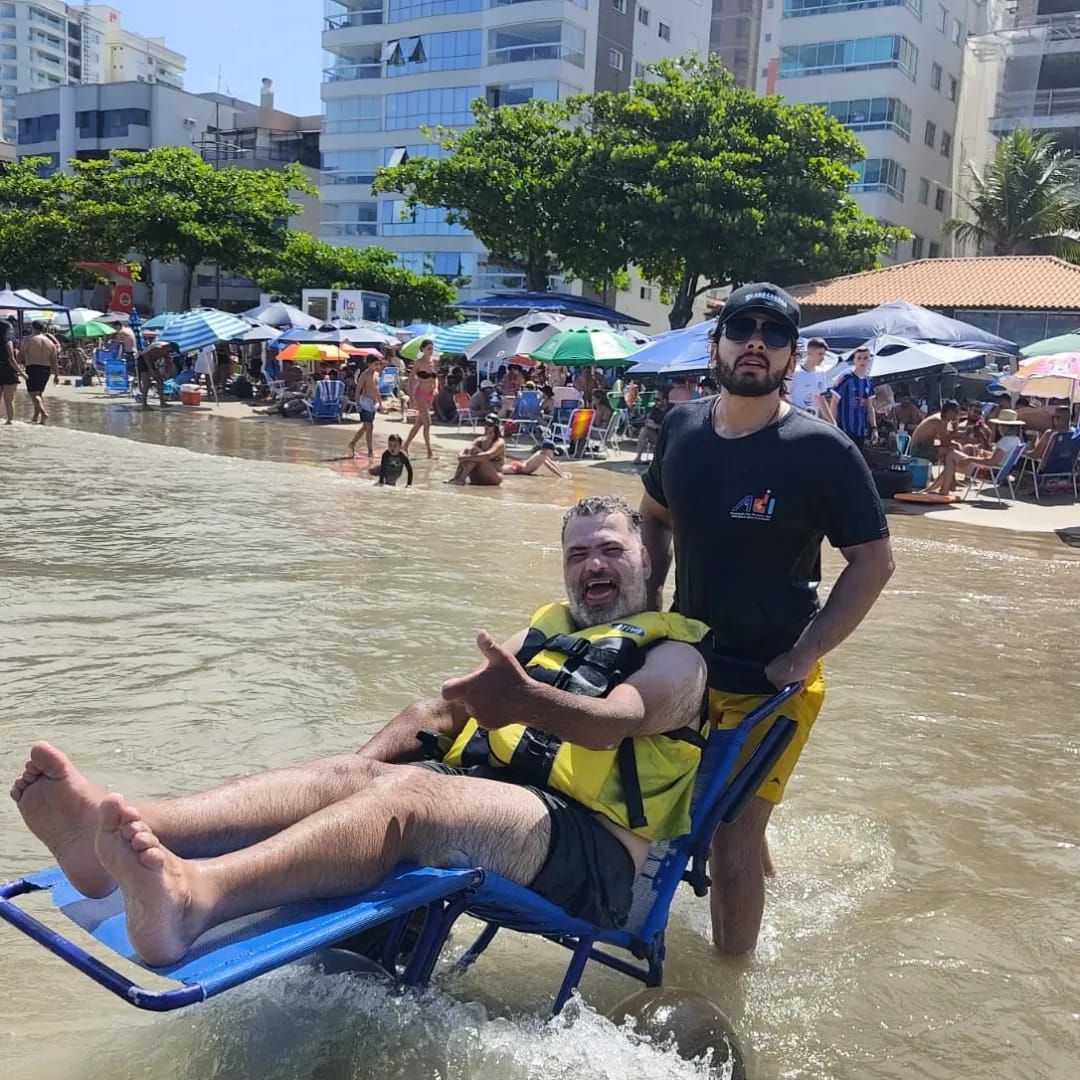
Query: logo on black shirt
[[730, 491, 776, 522]]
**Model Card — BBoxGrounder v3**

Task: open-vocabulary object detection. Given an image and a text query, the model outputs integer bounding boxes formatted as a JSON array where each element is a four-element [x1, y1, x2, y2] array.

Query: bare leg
[[11, 742, 385, 897], [447, 457, 479, 485], [762, 834, 775, 878], [709, 796, 773, 955], [95, 767, 551, 966], [469, 461, 504, 487], [420, 407, 433, 457], [2, 384, 14, 423]]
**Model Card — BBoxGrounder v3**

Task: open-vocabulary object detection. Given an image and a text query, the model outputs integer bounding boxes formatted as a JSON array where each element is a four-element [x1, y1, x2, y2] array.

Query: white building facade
[[0, 2, 184, 144], [755, 0, 981, 262], [320, 0, 711, 325]]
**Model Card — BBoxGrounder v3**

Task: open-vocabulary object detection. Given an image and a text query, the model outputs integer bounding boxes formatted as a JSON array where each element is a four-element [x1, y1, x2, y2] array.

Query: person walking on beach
[[0, 321, 26, 424], [348, 357, 383, 458], [19, 321, 60, 424], [640, 282, 894, 956], [403, 339, 436, 458]]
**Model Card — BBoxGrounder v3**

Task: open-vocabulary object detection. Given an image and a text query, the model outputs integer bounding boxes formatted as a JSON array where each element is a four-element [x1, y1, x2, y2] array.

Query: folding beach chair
[[506, 389, 542, 445], [547, 408, 595, 459], [0, 685, 800, 1016], [962, 442, 1024, 504], [454, 392, 478, 432], [1017, 430, 1080, 502], [304, 379, 346, 423], [103, 358, 130, 396]]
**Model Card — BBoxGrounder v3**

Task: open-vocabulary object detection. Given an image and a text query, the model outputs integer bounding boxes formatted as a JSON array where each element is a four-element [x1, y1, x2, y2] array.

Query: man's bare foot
[[10, 743, 115, 898], [94, 795, 206, 967]]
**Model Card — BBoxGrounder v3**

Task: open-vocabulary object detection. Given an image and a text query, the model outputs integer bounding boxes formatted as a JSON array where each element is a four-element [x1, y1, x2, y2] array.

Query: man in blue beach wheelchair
[[11, 495, 711, 967]]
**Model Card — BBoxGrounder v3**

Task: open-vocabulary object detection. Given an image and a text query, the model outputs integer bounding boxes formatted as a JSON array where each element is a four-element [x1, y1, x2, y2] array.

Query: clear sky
[[121, 0, 324, 116]]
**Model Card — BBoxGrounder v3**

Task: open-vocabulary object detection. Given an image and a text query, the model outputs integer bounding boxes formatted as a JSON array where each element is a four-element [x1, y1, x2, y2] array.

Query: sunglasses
[[722, 316, 793, 350]]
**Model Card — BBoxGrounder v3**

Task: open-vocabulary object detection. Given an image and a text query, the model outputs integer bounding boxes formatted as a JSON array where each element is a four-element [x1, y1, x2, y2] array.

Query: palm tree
[[945, 129, 1080, 259]]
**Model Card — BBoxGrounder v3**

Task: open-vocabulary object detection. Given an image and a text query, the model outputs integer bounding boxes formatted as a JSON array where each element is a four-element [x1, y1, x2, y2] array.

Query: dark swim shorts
[[413, 762, 636, 929], [25, 366, 50, 394]]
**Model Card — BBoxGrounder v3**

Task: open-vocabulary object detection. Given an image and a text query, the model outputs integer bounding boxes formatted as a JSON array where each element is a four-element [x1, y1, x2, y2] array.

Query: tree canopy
[[376, 57, 906, 327], [945, 128, 1080, 259], [251, 231, 457, 322]]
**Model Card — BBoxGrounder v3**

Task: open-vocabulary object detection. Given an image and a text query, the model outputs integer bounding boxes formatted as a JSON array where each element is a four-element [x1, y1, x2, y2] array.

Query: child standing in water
[[370, 434, 413, 487]]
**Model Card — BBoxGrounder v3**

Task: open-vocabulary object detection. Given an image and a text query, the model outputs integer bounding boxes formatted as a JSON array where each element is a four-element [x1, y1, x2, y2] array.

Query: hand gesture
[[441, 631, 529, 730]]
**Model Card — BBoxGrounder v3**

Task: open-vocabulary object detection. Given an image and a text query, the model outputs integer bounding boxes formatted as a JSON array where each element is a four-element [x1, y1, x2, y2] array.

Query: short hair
[[419, 338, 433, 350], [941, 399, 960, 414], [31, 320, 45, 333], [388, 433, 402, 445], [807, 337, 827, 350], [561, 495, 642, 542]]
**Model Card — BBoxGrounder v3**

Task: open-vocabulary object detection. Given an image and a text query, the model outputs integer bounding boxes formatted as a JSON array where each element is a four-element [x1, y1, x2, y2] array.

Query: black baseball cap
[[719, 283, 801, 340]]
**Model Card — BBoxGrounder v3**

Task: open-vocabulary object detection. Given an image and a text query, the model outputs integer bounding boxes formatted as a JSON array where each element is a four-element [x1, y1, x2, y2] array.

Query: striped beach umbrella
[[159, 309, 250, 355], [143, 312, 181, 331], [529, 327, 643, 367], [431, 320, 501, 356]]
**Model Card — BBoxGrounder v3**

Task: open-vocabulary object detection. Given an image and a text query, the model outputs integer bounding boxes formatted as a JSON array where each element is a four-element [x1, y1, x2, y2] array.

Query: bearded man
[[639, 283, 895, 956]]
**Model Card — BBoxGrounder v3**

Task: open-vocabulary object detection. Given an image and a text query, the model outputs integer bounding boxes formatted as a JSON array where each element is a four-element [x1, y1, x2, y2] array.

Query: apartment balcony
[[992, 86, 1080, 132]]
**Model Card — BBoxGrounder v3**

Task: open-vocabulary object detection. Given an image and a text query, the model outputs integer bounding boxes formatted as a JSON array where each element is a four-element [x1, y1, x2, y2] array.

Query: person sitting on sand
[[9, 497, 709, 967], [369, 433, 413, 487], [502, 438, 570, 478], [908, 400, 960, 463], [447, 414, 506, 486], [921, 409, 1026, 495]]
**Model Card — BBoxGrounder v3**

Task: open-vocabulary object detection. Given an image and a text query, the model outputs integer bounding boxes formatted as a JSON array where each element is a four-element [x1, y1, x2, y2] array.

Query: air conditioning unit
[[183, 116, 196, 127]]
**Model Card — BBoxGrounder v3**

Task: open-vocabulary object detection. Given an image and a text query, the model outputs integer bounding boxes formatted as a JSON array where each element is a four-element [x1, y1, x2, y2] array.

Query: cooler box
[[180, 385, 202, 406], [905, 459, 931, 488]]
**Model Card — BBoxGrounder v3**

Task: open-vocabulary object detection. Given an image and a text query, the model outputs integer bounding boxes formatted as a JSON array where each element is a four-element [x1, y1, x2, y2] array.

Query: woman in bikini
[[502, 438, 569, 478], [447, 415, 506, 486], [403, 339, 436, 458]]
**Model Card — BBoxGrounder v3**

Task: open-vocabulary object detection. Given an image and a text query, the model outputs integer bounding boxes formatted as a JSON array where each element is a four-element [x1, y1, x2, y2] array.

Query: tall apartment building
[[0, 3, 184, 144], [320, 0, 711, 321], [710, 0, 763, 87], [756, 0, 981, 263]]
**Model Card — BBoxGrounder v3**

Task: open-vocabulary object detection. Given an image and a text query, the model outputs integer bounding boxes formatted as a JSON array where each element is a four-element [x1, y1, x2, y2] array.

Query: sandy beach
[[34, 379, 1080, 538]]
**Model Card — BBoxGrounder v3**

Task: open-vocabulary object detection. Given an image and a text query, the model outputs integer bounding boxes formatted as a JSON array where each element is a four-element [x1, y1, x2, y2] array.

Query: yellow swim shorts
[[708, 662, 826, 805]]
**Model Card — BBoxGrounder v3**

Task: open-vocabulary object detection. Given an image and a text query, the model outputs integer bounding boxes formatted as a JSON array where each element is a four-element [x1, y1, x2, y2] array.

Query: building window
[[385, 30, 481, 78], [380, 200, 469, 236], [779, 36, 918, 80], [924, 119, 936, 147], [327, 0, 387, 27], [912, 234, 924, 258], [783, 0, 922, 16], [324, 96, 382, 134], [817, 97, 912, 139], [951, 18, 962, 44], [485, 80, 560, 107], [849, 157, 906, 200], [928, 240, 941, 257], [17, 113, 59, 144], [608, 48, 624, 70], [918, 177, 929, 203], [640, 285, 654, 301], [74, 108, 150, 139], [612, 0, 627, 12], [488, 22, 587, 68], [634, 61, 646, 78], [931, 62, 941, 90], [385, 86, 483, 130], [941, 130, 952, 157], [934, 187, 947, 212], [658, 22, 671, 41], [936, 4, 947, 32], [948, 75, 958, 101], [322, 149, 381, 186], [321, 201, 378, 239], [637, 6, 650, 25]]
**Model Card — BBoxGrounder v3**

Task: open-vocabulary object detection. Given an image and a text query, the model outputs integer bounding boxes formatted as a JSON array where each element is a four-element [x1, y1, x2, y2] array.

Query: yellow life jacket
[[441, 602, 711, 841]]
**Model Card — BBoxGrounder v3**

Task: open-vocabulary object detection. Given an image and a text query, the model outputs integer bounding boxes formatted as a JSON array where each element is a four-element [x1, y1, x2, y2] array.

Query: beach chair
[[0, 685, 801, 1015], [304, 379, 346, 423], [103, 358, 130, 396], [547, 408, 596, 459], [587, 410, 626, 457], [1017, 430, 1080, 501], [506, 389, 542, 445], [962, 442, 1024, 504], [454, 392, 478, 432]]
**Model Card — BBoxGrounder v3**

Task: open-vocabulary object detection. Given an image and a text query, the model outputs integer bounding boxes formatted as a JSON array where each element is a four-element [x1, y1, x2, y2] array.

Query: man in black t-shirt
[[640, 282, 894, 956]]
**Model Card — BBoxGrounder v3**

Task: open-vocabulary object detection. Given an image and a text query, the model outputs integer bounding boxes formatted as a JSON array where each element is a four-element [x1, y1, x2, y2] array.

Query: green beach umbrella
[[1021, 330, 1080, 358], [529, 327, 643, 367], [70, 320, 116, 339]]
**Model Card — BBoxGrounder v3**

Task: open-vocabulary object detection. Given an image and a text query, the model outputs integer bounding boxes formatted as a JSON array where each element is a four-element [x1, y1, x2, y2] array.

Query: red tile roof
[[789, 257, 1080, 311]]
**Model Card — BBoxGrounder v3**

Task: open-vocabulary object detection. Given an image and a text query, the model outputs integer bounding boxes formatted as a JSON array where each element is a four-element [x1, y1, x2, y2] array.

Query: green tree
[[373, 98, 584, 291], [250, 231, 456, 322], [572, 57, 905, 327], [945, 128, 1080, 259], [110, 147, 314, 307]]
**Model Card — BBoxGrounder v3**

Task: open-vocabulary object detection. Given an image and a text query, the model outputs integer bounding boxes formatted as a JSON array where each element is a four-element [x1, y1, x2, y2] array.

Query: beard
[[714, 354, 789, 398], [567, 574, 650, 630]]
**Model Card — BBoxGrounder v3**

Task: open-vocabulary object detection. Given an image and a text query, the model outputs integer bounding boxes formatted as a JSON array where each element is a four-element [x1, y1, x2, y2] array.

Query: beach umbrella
[[431, 320, 501, 356], [1020, 331, 1080, 358], [852, 334, 985, 384], [404, 321, 441, 337], [530, 327, 643, 367], [159, 308, 250, 354], [625, 322, 713, 375], [243, 300, 318, 329], [143, 312, 180, 331], [232, 323, 281, 343], [64, 307, 105, 326], [128, 309, 145, 351], [278, 342, 356, 363], [1001, 352, 1080, 401], [466, 313, 614, 367], [69, 320, 116, 339]]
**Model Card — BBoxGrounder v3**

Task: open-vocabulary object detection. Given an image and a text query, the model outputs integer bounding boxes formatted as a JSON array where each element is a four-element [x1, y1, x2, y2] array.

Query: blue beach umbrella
[[159, 308, 250, 355], [405, 321, 441, 337], [625, 322, 714, 376], [143, 311, 180, 331], [128, 308, 145, 351], [432, 320, 501, 355]]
